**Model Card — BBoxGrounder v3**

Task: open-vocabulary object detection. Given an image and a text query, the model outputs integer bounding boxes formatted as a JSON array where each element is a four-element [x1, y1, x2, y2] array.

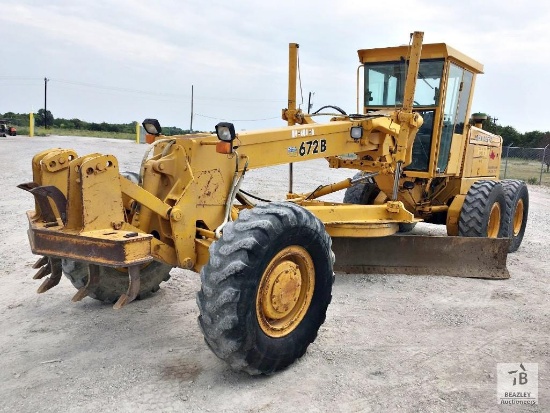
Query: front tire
[[197, 202, 334, 375], [458, 180, 506, 238]]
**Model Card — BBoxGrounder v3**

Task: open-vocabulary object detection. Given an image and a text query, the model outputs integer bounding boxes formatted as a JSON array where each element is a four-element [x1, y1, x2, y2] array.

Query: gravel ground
[[0, 135, 548, 413]]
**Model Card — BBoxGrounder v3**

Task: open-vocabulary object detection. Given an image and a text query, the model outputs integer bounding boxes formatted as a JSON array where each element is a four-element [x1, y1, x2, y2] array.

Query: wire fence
[[500, 145, 550, 185]]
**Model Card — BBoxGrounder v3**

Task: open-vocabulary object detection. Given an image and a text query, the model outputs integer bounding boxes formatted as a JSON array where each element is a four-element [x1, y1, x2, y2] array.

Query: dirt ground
[[0, 135, 548, 413]]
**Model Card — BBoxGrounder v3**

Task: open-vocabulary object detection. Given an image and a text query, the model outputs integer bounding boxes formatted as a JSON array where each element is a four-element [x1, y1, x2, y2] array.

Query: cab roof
[[357, 43, 484, 74]]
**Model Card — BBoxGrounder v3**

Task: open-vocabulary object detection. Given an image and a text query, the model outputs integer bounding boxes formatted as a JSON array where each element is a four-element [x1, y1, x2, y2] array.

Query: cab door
[[437, 63, 473, 174]]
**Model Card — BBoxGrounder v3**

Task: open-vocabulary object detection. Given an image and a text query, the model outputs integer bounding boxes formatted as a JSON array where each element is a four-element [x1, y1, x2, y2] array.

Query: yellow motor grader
[[19, 32, 528, 375]]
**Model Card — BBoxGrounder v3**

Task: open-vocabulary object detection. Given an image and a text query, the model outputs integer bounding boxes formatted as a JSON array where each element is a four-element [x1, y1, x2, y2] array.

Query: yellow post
[[29, 112, 34, 137], [136, 122, 140, 144]]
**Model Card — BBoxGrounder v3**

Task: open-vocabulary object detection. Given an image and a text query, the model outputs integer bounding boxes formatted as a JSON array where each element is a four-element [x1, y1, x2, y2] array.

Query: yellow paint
[[513, 199, 524, 236], [22, 32, 507, 278], [255, 246, 315, 338], [446, 195, 466, 236], [29, 112, 34, 137]]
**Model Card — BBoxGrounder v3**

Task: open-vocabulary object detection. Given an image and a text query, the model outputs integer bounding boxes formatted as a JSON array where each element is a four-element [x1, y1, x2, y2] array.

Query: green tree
[[536, 133, 550, 148], [36, 109, 54, 127], [499, 126, 522, 147], [522, 131, 545, 147]]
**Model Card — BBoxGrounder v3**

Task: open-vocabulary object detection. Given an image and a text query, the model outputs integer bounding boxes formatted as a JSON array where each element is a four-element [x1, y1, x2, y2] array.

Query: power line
[[195, 113, 280, 122], [0, 76, 281, 102], [47, 78, 280, 102], [50, 78, 185, 98], [0, 76, 43, 81]]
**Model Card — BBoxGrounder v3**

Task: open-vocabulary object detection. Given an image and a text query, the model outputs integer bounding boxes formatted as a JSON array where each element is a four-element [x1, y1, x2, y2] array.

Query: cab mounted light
[[142, 119, 162, 136], [215, 122, 236, 142], [350, 126, 363, 140]]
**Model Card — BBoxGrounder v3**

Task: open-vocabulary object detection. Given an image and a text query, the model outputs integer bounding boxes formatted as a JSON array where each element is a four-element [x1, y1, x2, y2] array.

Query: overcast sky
[[1, 0, 549, 133]]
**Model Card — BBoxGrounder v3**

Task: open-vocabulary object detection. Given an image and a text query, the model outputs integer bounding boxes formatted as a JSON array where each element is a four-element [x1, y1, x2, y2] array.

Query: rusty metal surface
[[72, 264, 100, 302], [30, 185, 68, 224], [113, 265, 141, 309], [27, 211, 153, 267], [36, 257, 63, 293], [332, 235, 510, 279]]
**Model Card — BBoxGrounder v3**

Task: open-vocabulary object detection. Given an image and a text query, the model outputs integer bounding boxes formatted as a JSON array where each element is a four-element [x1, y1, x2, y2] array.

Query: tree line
[[476, 116, 549, 148], [1, 110, 192, 135]]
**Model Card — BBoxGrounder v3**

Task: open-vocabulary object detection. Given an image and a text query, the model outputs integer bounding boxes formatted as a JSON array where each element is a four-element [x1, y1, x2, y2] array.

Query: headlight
[[215, 122, 236, 142], [350, 126, 363, 140], [142, 119, 162, 135]]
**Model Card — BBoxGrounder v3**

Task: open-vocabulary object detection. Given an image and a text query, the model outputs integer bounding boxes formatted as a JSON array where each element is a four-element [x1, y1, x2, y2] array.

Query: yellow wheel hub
[[513, 199, 524, 236], [256, 246, 315, 338], [487, 202, 501, 238]]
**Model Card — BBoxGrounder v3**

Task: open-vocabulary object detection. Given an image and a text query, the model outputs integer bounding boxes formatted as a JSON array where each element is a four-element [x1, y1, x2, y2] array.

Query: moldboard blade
[[332, 235, 510, 279]]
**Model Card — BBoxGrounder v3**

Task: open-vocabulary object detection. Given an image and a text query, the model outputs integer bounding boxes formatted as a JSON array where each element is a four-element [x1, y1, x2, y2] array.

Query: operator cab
[[358, 43, 483, 176]]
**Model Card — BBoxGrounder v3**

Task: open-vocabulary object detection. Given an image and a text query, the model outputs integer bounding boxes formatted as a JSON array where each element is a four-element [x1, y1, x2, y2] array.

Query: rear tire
[[343, 172, 380, 204], [500, 180, 529, 252], [62, 260, 172, 303], [458, 180, 506, 238], [197, 202, 334, 375], [344, 172, 415, 232]]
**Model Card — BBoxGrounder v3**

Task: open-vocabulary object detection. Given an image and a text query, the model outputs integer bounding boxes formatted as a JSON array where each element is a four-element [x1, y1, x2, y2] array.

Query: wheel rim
[[487, 202, 501, 238], [256, 246, 315, 338], [513, 199, 524, 236]]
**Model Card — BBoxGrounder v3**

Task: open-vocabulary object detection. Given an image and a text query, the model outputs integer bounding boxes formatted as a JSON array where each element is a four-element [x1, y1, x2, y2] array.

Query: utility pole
[[190, 84, 194, 133], [44, 77, 49, 129]]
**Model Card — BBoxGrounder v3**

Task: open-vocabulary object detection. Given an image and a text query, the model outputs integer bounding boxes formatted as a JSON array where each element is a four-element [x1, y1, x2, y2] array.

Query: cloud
[[0, 3, 183, 63]]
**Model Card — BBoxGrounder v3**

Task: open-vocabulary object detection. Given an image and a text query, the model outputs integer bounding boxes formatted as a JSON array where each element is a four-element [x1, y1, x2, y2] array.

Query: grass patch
[[38, 128, 136, 140], [500, 159, 550, 186], [14, 127, 136, 140]]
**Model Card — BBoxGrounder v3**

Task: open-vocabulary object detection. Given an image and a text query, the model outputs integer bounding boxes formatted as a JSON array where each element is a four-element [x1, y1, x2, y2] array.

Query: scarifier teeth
[[35, 258, 63, 294], [71, 287, 89, 302], [71, 265, 100, 303], [112, 265, 141, 310], [33, 263, 51, 279], [37, 277, 61, 294], [113, 294, 130, 310], [32, 256, 49, 269]]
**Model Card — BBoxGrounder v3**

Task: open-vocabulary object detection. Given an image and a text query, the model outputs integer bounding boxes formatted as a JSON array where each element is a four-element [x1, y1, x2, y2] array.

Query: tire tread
[[197, 202, 333, 375]]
